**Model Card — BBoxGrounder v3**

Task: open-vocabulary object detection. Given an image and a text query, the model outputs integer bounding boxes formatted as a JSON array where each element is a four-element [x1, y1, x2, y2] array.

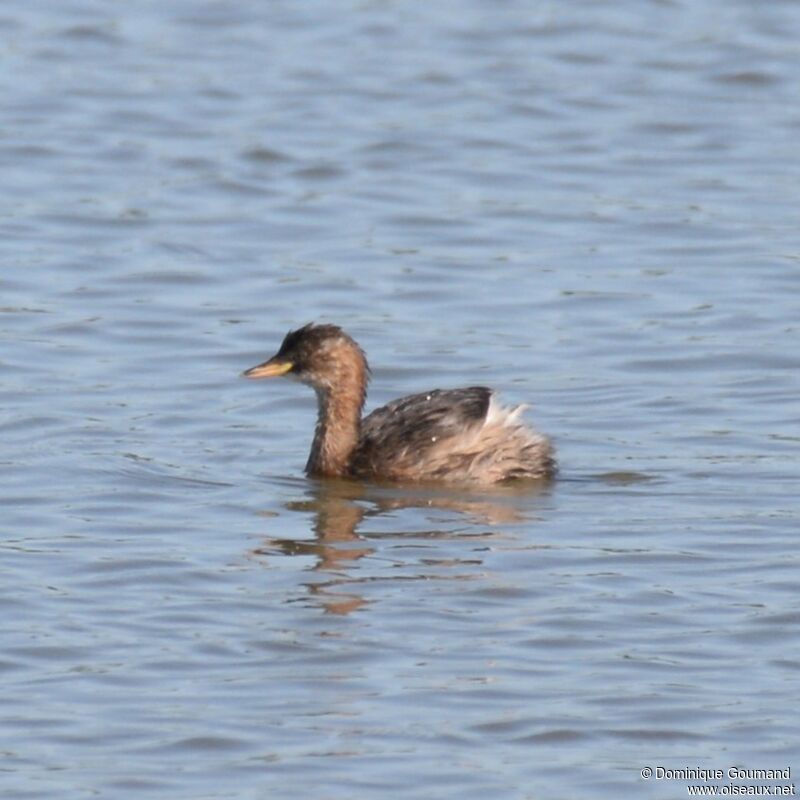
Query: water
[[2, 1, 799, 798]]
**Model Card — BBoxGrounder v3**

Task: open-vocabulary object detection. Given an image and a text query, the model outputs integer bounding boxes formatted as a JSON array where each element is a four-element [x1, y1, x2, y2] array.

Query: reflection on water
[[253, 482, 374, 614], [251, 478, 551, 614]]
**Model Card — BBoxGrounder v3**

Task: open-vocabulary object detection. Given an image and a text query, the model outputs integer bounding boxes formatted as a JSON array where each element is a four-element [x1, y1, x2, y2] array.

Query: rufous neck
[[305, 384, 364, 477]]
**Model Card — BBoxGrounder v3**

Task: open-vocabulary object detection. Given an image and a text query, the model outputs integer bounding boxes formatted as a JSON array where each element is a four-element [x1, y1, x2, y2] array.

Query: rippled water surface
[[2, 2, 799, 798]]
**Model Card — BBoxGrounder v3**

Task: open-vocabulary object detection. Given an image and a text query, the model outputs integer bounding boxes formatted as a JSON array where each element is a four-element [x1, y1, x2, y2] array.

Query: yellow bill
[[242, 359, 293, 379]]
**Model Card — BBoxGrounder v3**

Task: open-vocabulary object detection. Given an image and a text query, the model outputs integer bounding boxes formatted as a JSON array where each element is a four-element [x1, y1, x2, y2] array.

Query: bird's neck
[[306, 380, 365, 478]]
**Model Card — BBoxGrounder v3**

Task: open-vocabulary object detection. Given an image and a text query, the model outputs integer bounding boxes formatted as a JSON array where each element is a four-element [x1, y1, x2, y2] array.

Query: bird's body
[[243, 324, 555, 485]]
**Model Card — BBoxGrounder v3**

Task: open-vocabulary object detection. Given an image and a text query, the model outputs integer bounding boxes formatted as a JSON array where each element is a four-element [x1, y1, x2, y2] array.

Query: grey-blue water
[[2, 2, 799, 798]]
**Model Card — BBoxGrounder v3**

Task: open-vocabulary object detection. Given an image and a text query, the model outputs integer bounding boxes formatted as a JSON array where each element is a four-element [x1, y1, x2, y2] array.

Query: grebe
[[243, 324, 556, 484]]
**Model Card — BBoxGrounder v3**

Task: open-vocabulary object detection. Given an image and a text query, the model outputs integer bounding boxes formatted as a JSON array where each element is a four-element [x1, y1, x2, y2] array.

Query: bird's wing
[[352, 387, 492, 476]]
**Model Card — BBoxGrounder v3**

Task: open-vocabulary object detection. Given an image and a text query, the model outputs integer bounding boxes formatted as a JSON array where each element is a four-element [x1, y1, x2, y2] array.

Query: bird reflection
[[250, 478, 550, 615]]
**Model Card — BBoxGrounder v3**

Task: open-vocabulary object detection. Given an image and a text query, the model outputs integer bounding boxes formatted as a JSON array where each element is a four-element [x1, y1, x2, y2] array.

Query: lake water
[[2, 1, 799, 798]]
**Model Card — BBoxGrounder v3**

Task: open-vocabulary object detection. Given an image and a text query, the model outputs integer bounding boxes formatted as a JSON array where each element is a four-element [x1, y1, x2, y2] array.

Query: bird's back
[[349, 387, 555, 484]]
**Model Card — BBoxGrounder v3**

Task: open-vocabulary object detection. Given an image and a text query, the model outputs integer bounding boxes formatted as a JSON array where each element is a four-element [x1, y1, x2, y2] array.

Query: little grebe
[[243, 324, 556, 484]]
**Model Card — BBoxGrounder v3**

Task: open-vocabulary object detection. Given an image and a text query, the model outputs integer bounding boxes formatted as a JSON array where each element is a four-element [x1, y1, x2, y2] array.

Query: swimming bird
[[243, 323, 556, 484]]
